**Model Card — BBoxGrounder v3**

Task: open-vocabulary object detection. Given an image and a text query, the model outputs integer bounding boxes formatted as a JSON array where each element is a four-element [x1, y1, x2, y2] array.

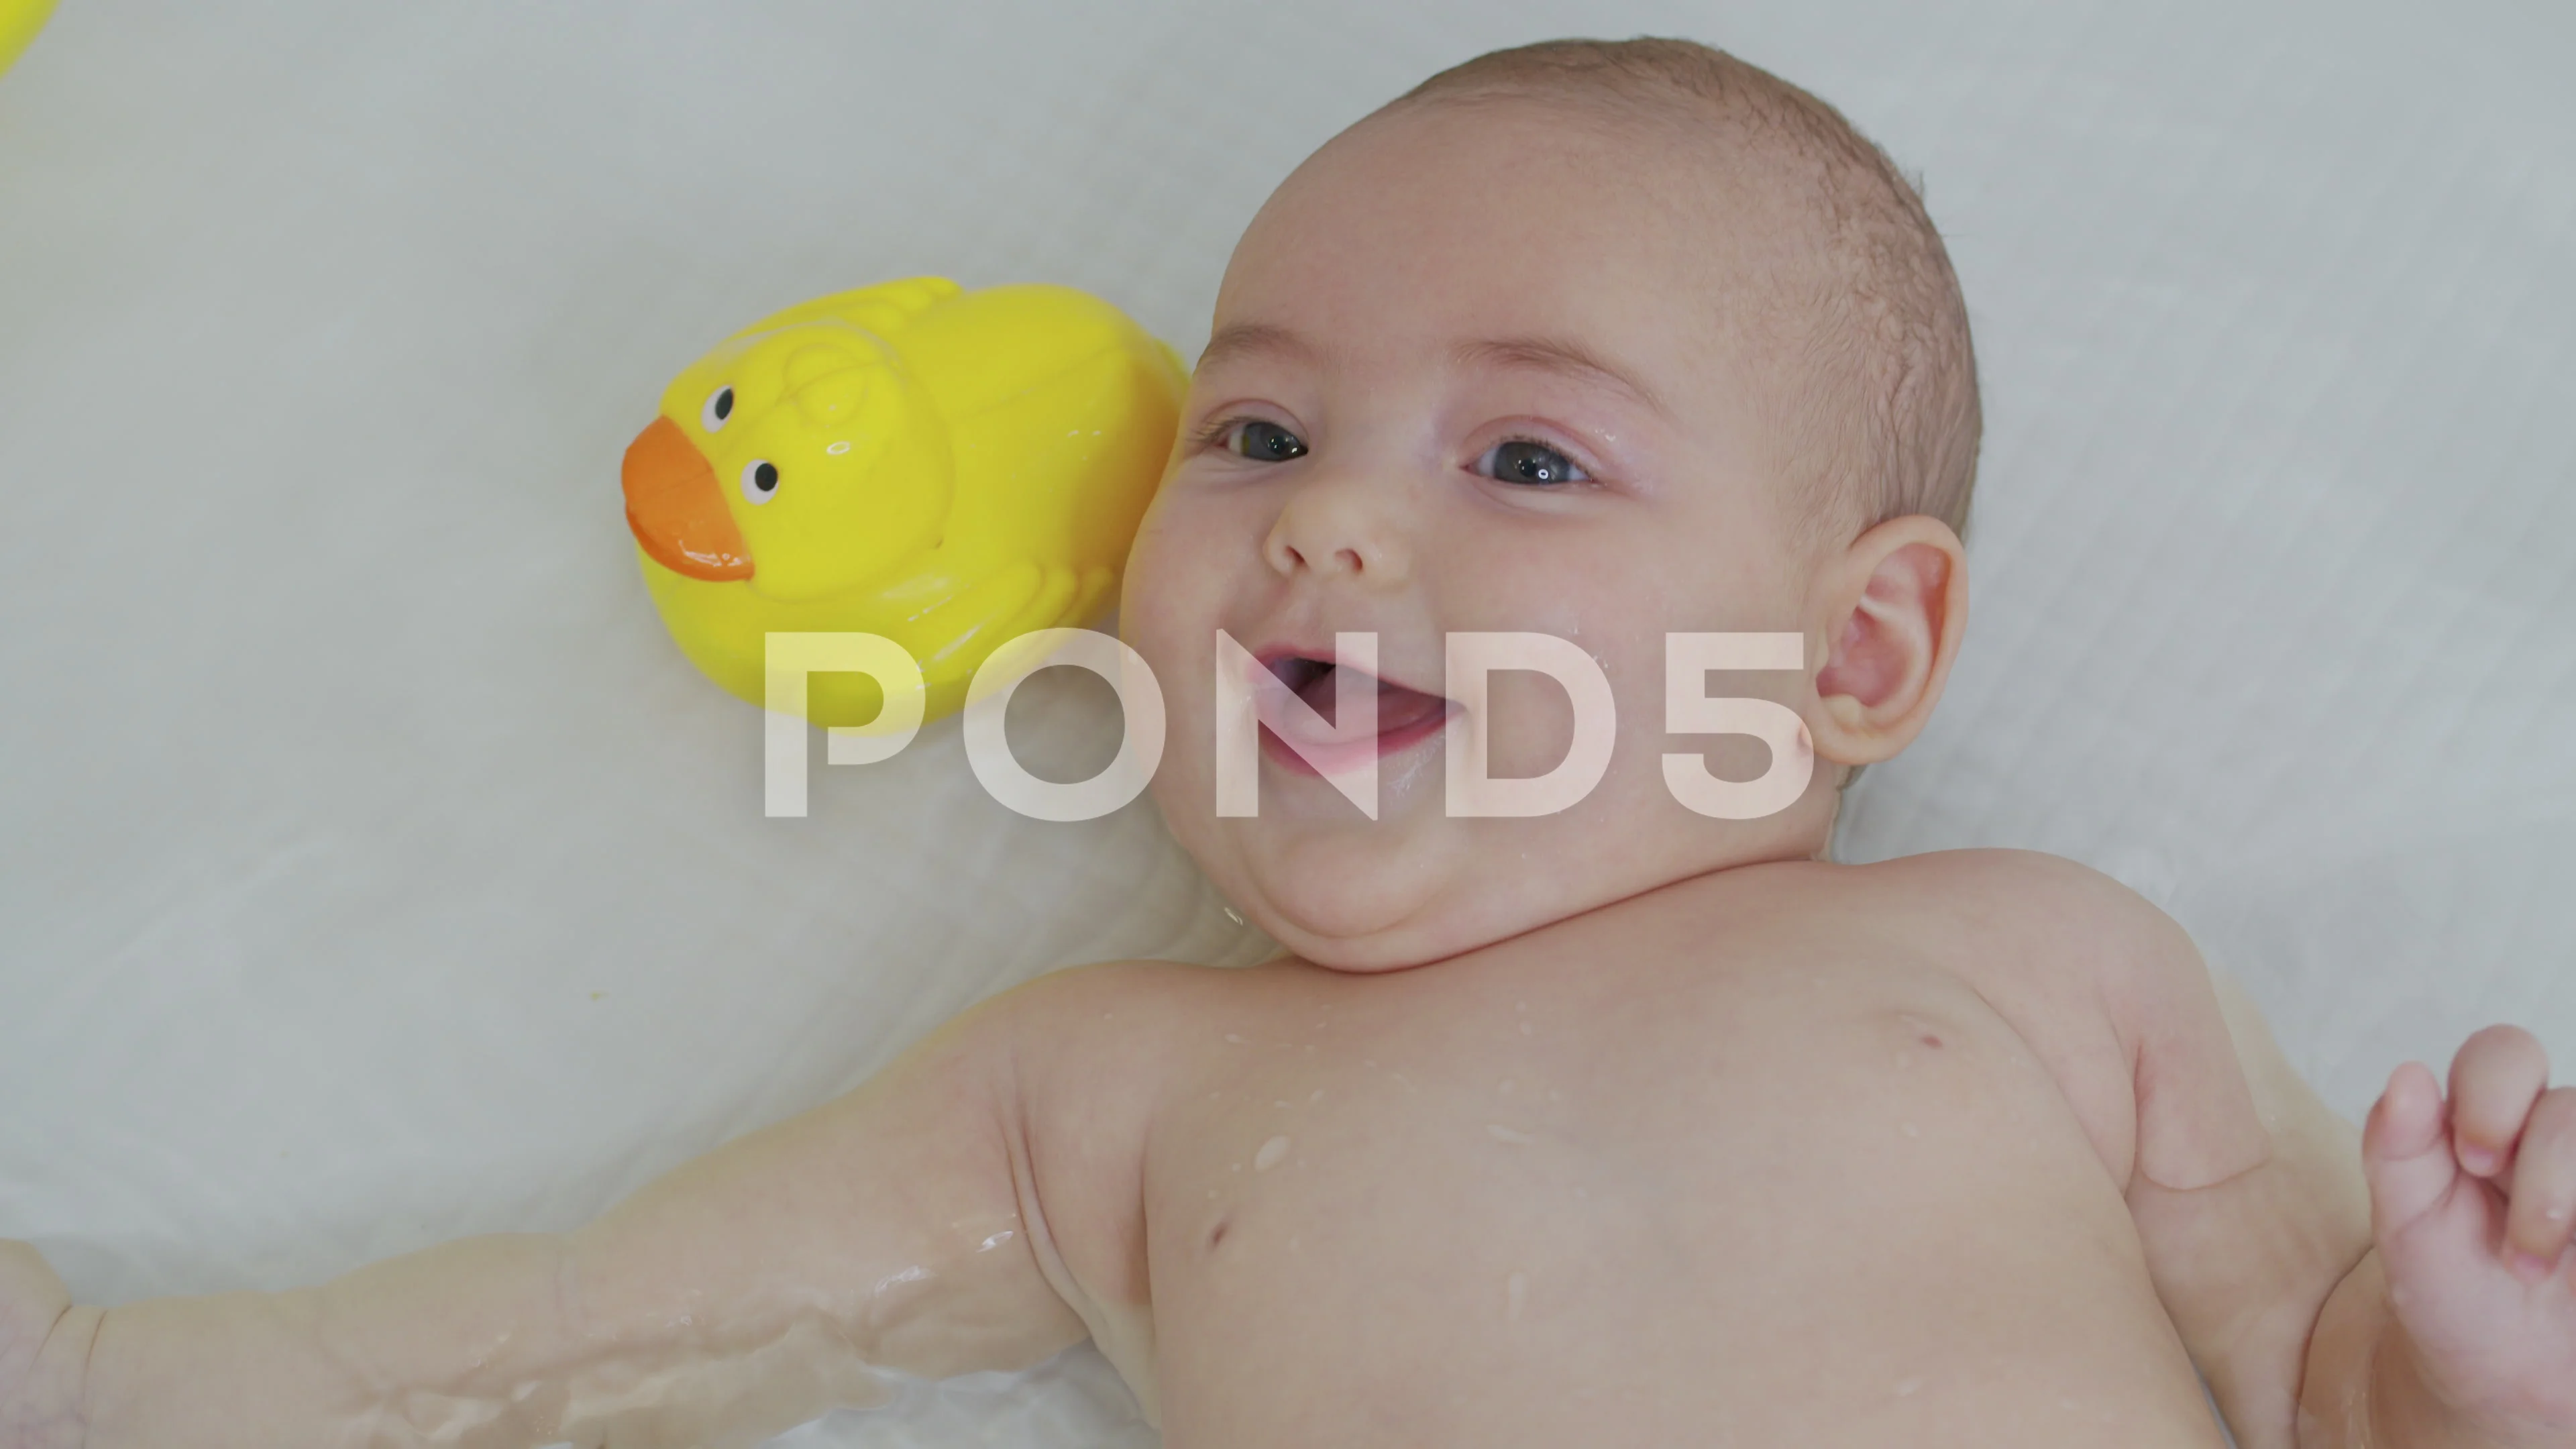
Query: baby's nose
[[1261, 472, 1410, 587]]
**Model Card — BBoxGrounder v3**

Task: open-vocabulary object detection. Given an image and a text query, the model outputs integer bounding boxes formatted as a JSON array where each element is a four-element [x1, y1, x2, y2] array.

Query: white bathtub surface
[[1, 1, 2570, 1444]]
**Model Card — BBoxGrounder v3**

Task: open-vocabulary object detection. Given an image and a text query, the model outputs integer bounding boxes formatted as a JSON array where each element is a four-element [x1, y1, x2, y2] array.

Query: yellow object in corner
[[620, 278, 1187, 729], [0, 0, 56, 78]]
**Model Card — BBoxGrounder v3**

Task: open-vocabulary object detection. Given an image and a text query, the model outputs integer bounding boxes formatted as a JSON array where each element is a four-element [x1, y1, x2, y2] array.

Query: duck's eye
[[702, 386, 736, 433], [1480, 439, 1589, 486], [1228, 419, 1307, 462], [741, 459, 780, 504]]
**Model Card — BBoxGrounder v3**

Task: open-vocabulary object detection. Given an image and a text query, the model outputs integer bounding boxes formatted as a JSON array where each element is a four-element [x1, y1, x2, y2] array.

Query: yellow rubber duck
[[620, 277, 1187, 729], [0, 0, 56, 78]]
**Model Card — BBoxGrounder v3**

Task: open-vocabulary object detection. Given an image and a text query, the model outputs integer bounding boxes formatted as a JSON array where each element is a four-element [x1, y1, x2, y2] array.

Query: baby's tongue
[[1295, 664, 1448, 736]]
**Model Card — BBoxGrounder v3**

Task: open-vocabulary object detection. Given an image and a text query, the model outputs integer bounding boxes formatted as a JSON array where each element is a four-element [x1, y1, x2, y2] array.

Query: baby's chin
[[1207, 824, 1470, 972]]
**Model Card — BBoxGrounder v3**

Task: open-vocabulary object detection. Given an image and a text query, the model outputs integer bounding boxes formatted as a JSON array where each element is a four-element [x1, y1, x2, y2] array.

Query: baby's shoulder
[[1841, 847, 2208, 1036], [1849, 844, 2160, 912], [1839, 847, 2197, 981], [987, 954, 1314, 1141], [972, 959, 1231, 1328], [1843, 848, 2266, 1191], [990, 956, 1234, 1083]]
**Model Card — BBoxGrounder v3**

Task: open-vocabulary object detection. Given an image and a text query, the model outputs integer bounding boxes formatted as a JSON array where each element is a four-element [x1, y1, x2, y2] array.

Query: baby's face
[[1122, 100, 1843, 971]]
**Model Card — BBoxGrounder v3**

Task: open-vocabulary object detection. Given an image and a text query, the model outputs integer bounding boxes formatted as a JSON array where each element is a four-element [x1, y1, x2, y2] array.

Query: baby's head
[[1120, 38, 1980, 971]]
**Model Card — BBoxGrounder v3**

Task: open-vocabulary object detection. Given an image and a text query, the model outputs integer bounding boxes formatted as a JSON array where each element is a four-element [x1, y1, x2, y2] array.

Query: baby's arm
[[0, 971, 1116, 1449], [2123, 930, 2576, 1448], [2121, 960, 2373, 1449]]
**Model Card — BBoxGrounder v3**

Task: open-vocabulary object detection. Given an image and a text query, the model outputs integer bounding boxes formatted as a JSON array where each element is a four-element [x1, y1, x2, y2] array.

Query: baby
[[6, 36, 2575, 1449]]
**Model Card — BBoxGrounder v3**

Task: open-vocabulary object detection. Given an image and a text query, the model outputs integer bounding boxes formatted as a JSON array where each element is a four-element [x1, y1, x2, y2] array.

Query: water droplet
[[1894, 1376, 1927, 1398], [1488, 1124, 1536, 1145], [1506, 1271, 1528, 1321], [1226, 1033, 1247, 1044], [1222, 905, 1245, 924], [1255, 1136, 1291, 1171], [1901, 1122, 1921, 1138], [1519, 1022, 1535, 1036], [1310, 1089, 1326, 1103]]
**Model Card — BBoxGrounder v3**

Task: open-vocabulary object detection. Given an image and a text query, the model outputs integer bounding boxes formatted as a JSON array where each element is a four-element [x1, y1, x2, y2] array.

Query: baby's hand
[[0, 1240, 88, 1449], [2363, 1026, 2576, 1443]]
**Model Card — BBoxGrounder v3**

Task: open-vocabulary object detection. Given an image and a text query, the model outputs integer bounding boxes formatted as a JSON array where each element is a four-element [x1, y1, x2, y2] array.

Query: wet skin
[[1012, 850, 2261, 1448], [11, 86, 2571, 1449]]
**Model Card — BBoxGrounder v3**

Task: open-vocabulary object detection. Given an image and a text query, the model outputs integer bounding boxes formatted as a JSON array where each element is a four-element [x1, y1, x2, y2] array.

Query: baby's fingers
[[2504, 1085, 2576, 1283], [2450, 1024, 2548, 1179], [2365, 1061, 2459, 1235]]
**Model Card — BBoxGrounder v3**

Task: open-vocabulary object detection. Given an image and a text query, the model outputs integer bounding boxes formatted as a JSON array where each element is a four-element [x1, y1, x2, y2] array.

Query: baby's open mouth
[[1254, 652, 1456, 775]]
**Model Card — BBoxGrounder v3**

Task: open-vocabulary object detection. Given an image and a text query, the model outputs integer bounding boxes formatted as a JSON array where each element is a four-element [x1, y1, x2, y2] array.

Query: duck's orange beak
[[622, 416, 753, 581]]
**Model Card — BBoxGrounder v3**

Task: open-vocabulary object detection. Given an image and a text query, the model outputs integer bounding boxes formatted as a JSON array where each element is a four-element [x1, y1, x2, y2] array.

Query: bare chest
[[1131, 953, 2220, 1448]]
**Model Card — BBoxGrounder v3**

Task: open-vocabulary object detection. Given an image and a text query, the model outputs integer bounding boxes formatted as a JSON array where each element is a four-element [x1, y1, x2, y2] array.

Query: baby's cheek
[[1479, 667, 1583, 779], [1121, 606, 1215, 816], [1119, 500, 1225, 630], [1676, 733, 1780, 784]]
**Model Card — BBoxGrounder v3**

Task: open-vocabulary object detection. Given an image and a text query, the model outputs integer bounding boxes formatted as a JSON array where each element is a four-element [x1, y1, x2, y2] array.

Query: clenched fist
[[2365, 1025, 2576, 1444]]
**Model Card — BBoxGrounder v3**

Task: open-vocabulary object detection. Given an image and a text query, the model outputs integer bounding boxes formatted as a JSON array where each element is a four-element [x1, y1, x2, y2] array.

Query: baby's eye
[[741, 458, 780, 504], [1479, 439, 1589, 486], [1226, 419, 1308, 462], [702, 386, 736, 433]]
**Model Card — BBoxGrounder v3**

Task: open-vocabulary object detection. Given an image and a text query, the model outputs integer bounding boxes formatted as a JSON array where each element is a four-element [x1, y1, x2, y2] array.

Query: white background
[[1, 3, 2570, 1443]]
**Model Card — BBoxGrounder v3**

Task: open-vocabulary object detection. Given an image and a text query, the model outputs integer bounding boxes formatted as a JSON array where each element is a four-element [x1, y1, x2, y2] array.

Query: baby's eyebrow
[[1197, 321, 1320, 374], [1448, 335, 1672, 421], [1194, 321, 1671, 422]]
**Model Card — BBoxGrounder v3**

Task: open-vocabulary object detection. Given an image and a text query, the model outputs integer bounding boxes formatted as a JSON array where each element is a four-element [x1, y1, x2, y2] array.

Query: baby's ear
[[1804, 515, 1968, 767]]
